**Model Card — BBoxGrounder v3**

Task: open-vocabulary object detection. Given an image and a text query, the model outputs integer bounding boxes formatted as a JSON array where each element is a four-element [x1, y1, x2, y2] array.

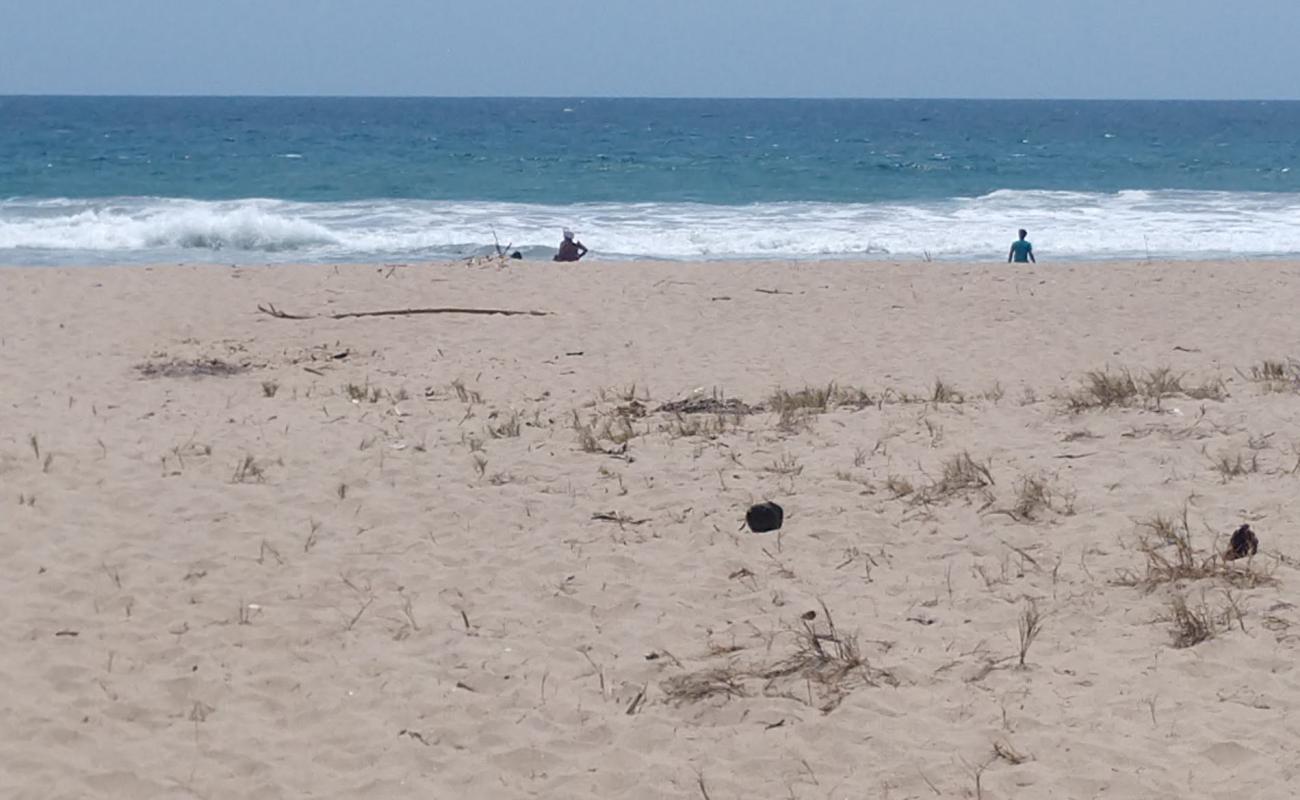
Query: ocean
[[2, 96, 1299, 264]]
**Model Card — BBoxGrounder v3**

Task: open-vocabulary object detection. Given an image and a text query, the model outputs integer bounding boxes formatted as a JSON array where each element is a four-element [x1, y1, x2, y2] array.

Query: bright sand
[[2, 260, 1299, 799]]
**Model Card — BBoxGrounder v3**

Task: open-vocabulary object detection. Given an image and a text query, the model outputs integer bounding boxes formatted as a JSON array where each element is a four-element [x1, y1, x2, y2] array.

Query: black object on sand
[[1226, 524, 1259, 560], [746, 502, 784, 533]]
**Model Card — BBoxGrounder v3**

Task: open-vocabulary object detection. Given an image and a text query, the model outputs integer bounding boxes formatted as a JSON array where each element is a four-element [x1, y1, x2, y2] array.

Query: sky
[[1, 0, 1297, 99]]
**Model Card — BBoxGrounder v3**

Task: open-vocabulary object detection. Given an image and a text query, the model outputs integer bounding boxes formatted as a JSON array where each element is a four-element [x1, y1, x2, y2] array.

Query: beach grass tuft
[[1117, 506, 1274, 591], [1017, 600, 1044, 667]]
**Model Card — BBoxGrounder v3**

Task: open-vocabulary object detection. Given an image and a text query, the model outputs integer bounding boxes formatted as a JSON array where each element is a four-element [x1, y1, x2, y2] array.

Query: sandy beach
[[3, 258, 1300, 799]]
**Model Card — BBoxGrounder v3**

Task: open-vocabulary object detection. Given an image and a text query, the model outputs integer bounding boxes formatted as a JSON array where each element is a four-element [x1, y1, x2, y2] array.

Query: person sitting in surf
[[554, 229, 588, 262], [1008, 229, 1036, 263]]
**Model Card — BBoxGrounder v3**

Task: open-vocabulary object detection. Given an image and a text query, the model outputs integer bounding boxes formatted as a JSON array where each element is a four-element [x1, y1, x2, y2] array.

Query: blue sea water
[[2, 96, 1299, 263]]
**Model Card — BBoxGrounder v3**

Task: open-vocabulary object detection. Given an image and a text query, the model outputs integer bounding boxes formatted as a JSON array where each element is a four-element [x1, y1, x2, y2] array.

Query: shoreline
[[6, 254, 1300, 270]]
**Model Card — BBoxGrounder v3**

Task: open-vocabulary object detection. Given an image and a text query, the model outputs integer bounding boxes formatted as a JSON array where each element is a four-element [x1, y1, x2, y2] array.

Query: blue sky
[[2, 0, 1296, 98]]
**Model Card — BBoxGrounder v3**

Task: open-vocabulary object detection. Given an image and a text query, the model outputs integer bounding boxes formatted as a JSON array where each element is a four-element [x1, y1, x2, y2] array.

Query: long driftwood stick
[[257, 303, 550, 320]]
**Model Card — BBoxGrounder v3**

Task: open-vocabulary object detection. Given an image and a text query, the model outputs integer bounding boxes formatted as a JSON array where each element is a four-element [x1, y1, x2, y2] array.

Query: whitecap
[[4, 191, 1300, 264]]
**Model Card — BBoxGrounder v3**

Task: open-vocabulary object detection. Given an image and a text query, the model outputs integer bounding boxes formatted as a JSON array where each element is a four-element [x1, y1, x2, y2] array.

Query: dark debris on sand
[[136, 357, 252, 379], [1225, 524, 1259, 561], [656, 397, 759, 416]]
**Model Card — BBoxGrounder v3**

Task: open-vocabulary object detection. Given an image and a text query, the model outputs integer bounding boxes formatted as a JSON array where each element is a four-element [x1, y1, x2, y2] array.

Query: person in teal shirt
[[1008, 229, 1036, 263]]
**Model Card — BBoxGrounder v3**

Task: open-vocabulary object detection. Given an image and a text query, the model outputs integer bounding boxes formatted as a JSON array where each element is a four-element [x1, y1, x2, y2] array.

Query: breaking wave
[[3, 191, 1300, 265]]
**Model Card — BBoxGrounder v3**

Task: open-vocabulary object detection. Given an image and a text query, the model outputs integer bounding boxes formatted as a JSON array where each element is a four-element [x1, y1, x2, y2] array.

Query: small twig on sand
[[625, 685, 647, 715], [257, 304, 312, 319], [345, 597, 374, 631], [257, 303, 550, 320], [592, 511, 650, 526]]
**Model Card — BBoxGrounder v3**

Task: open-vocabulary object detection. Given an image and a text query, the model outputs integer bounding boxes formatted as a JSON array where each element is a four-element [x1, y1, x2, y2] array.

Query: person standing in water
[[1008, 229, 1036, 263], [554, 229, 588, 262]]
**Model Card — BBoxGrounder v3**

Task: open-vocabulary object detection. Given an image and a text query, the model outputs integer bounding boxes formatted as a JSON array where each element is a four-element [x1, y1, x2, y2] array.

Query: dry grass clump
[[1118, 507, 1274, 592], [1067, 368, 1140, 410], [765, 382, 874, 432], [660, 666, 747, 705], [663, 413, 704, 438], [345, 381, 383, 404], [1011, 475, 1053, 521], [774, 404, 814, 433], [450, 379, 484, 405], [931, 377, 964, 404], [990, 473, 1076, 522], [661, 411, 744, 438], [885, 475, 914, 498], [768, 384, 836, 415], [757, 605, 897, 712], [1249, 360, 1291, 381], [760, 638, 877, 713], [573, 409, 638, 453], [661, 605, 894, 714], [1066, 366, 1215, 411], [1239, 358, 1300, 392], [914, 451, 993, 504], [1210, 450, 1259, 481], [764, 452, 803, 476], [231, 454, 266, 484], [834, 385, 875, 408], [1167, 594, 1217, 648], [1016, 600, 1045, 667], [1141, 367, 1183, 406], [1137, 512, 1178, 544], [768, 383, 874, 415], [1166, 592, 1244, 648], [938, 451, 994, 491]]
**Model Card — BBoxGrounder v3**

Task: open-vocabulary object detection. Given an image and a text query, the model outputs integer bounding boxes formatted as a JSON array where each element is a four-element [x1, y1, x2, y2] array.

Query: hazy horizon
[[2, 1, 1298, 100]]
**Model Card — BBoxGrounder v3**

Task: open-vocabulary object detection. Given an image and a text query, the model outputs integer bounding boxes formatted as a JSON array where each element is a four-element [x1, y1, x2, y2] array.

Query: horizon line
[[2, 93, 1299, 103]]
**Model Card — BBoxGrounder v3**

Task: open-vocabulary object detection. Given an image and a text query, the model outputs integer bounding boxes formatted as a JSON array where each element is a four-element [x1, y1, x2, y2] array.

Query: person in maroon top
[[553, 229, 588, 262]]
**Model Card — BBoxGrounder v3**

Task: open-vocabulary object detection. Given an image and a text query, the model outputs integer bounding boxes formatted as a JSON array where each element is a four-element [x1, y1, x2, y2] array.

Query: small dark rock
[[746, 502, 784, 533], [1226, 524, 1259, 561]]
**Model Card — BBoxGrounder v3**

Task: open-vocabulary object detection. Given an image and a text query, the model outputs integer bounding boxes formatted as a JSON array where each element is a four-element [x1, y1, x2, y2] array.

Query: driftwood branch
[[257, 303, 550, 320]]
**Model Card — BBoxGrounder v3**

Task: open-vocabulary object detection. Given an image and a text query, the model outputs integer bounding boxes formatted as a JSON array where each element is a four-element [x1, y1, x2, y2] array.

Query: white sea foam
[[2, 191, 1300, 265]]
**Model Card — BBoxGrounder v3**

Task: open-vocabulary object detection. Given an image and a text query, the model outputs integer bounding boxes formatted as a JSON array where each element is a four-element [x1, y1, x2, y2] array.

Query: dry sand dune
[[2, 259, 1300, 799]]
